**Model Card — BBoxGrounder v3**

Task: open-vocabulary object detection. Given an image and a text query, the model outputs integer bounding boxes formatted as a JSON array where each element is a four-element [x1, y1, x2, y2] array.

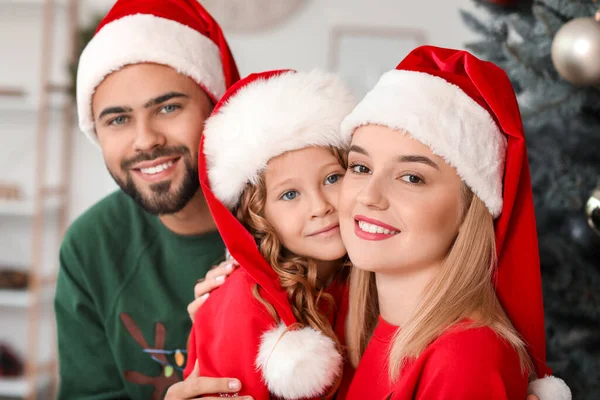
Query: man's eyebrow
[[143, 92, 189, 108], [98, 106, 133, 120]]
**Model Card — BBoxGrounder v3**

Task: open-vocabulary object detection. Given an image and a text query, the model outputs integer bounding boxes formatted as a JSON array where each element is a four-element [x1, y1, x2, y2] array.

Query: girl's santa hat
[[341, 46, 570, 399], [198, 69, 355, 399], [76, 0, 239, 145]]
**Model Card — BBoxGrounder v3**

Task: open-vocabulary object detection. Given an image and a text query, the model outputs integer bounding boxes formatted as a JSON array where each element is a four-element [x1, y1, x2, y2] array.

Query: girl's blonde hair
[[346, 185, 534, 380], [234, 146, 349, 353]]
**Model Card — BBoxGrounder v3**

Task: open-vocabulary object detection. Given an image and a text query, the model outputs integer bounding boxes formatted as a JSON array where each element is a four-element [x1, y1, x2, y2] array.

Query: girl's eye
[[159, 104, 180, 114], [325, 173, 342, 185], [281, 190, 299, 201], [401, 174, 424, 185], [108, 115, 128, 126], [349, 163, 371, 174]]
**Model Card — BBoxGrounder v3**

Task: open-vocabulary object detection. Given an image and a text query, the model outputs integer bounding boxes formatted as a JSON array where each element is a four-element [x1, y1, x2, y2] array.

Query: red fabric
[[345, 317, 528, 400], [97, 0, 239, 95], [198, 70, 298, 326], [184, 268, 350, 398], [184, 269, 274, 398], [395, 46, 550, 378]]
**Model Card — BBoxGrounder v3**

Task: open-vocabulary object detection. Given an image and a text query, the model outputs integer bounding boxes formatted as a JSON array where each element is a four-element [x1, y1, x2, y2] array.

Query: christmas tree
[[461, 1, 600, 398]]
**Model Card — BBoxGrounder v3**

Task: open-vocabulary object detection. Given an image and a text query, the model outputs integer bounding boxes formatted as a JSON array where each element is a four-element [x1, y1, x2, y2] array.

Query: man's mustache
[[121, 146, 190, 170]]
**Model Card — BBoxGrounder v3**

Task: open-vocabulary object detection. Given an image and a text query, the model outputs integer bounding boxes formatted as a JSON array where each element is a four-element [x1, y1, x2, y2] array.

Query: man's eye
[[159, 104, 181, 114], [109, 116, 128, 126]]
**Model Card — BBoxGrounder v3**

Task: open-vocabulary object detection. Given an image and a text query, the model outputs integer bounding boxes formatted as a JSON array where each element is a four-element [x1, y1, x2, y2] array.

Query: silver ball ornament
[[586, 186, 600, 235], [551, 15, 600, 86]]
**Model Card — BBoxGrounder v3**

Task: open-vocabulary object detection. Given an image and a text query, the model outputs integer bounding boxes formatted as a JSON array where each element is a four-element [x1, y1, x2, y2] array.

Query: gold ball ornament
[[551, 13, 600, 86], [586, 186, 600, 234]]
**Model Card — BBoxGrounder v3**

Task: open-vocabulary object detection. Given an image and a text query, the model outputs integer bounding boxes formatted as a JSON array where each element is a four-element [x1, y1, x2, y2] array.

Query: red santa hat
[[342, 46, 570, 399], [76, 0, 239, 145], [198, 69, 356, 399]]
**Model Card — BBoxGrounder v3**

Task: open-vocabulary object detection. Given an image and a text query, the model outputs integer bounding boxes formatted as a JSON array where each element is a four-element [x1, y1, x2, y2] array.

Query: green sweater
[[54, 191, 225, 400]]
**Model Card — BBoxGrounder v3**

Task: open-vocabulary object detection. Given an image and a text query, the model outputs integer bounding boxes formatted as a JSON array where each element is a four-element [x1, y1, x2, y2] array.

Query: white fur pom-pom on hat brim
[[256, 323, 343, 400], [528, 375, 572, 400]]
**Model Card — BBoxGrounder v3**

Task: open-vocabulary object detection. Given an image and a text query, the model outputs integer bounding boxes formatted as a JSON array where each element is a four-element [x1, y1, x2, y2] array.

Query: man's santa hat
[[341, 45, 571, 399], [76, 0, 239, 145], [198, 69, 356, 399]]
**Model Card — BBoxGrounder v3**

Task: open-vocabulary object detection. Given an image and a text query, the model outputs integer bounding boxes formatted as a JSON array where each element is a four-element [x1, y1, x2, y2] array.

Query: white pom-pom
[[256, 323, 342, 399], [528, 375, 571, 400]]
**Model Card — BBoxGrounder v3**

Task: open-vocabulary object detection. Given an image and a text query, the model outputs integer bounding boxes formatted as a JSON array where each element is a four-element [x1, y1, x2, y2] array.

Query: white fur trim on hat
[[341, 70, 507, 218], [527, 375, 572, 400], [76, 13, 225, 145], [256, 323, 343, 400], [204, 69, 356, 209]]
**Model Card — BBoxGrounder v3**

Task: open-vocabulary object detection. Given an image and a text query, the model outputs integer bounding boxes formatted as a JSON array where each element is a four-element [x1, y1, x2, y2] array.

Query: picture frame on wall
[[328, 25, 427, 98]]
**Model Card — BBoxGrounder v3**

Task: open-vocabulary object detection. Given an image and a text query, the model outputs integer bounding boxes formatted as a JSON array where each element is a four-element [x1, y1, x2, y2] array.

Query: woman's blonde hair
[[346, 185, 534, 380], [233, 146, 349, 352]]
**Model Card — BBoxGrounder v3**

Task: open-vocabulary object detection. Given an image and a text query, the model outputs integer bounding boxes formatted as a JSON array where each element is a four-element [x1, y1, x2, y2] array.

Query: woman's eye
[[325, 173, 342, 185], [401, 174, 423, 184], [350, 164, 370, 174], [281, 190, 299, 201]]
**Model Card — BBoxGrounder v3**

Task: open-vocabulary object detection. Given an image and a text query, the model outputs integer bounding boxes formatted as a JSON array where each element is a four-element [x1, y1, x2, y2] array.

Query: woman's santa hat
[[76, 0, 239, 145], [198, 69, 356, 399], [341, 45, 570, 399]]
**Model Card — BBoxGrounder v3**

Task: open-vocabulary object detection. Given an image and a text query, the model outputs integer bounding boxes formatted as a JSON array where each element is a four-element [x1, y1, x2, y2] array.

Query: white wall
[[68, 0, 481, 221]]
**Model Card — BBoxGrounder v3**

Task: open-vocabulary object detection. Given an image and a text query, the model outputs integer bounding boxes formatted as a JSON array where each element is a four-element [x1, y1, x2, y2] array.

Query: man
[[54, 0, 243, 398]]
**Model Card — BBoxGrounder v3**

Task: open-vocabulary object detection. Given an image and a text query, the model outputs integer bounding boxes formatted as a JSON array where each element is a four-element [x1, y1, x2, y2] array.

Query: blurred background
[[0, 0, 598, 399]]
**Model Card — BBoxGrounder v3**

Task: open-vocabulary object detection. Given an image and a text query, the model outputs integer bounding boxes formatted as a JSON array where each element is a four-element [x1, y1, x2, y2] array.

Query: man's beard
[[109, 146, 200, 215]]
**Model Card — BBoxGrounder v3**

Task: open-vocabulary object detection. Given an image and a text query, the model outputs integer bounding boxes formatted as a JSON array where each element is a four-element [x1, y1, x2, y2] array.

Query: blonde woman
[[338, 46, 571, 399]]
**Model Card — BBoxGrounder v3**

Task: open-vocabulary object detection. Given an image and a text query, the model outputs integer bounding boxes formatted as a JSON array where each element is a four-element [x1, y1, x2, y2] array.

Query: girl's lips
[[309, 224, 340, 237]]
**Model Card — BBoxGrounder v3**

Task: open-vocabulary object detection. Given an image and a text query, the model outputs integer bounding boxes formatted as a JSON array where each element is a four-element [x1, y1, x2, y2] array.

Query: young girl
[[338, 46, 572, 399], [183, 69, 356, 399]]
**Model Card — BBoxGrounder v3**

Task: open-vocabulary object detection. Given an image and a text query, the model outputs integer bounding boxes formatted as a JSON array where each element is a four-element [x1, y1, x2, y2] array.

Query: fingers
[[174, 376, 243, 399], [204, 260, 239, 283], [193, 279, 223, 300], [187, 295, 208, 321], [194, 261, 239, 299], [188, 360, 199, 378]]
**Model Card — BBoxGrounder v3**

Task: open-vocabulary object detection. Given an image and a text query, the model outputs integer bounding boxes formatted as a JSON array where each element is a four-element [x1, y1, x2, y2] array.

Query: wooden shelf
[[1, 0, 74, 398], [0, 197, 63, 217], [0, 289, 29, 307], [0, 99, 67, 114], [0, 374, 51, 397], [0, 82, 72, 113], [0, 285, 55, 308]]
